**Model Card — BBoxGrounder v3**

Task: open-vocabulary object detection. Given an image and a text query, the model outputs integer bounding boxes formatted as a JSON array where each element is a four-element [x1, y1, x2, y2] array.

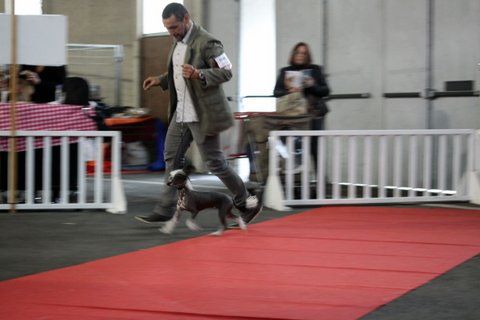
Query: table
[[0, 103, 97, 196], [0, 102, 97, 151], [104, 115, 156, 143]]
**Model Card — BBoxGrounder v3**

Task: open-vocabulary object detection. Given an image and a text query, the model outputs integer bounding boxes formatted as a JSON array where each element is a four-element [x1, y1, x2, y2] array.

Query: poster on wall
[[0, 14, 67, 65]]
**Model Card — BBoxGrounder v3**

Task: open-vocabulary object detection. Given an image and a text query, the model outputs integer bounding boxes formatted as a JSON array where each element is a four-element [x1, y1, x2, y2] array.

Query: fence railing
[[0, 130, 126, 213], [265, 129, 479, 210]]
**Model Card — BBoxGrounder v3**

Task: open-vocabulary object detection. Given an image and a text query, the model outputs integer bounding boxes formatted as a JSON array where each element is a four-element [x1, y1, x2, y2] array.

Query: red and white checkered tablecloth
[[0, 103, 97, 151]]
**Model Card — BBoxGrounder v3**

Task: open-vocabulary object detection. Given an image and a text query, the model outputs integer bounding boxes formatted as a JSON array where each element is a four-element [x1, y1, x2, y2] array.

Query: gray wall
[[43, 0, 138, 107], [432, 0, 480, 129], [279, 0, 479, 130], [204, 0, 240, 104], [382, 0, 428, 129], [207, 0, 480, 130], [276, 0, 324, 74]]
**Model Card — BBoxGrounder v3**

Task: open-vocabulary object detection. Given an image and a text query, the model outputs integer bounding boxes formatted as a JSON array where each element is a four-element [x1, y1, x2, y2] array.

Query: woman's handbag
[[276, 92, 308, 116]]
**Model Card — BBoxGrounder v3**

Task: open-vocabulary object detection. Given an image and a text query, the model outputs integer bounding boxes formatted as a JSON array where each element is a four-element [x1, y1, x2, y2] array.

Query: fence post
[[107, 132, 126, 213], [264, 133, 290, 211], [470, 130, 480, 204]]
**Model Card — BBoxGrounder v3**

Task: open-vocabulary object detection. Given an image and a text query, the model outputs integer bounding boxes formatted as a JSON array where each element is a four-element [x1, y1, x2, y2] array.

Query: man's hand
[[182, 64, 200, 79], [20, 70, 41, 85], [143, 76, 160, 90]]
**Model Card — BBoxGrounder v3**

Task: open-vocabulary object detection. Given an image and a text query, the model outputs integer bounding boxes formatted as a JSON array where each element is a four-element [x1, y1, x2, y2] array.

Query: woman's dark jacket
[[273, 64, 330, 117]]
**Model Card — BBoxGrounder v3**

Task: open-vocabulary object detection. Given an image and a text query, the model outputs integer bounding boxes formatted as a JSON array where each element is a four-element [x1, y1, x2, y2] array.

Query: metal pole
[[8, 0, 18, 213], [113, 45, 124, 107], [426, 0, 434, 129], [322, 0, 328, 72]]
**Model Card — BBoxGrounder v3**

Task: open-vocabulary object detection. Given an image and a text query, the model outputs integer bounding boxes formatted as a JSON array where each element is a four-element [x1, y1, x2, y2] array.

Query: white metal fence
[[265, 129, 480, 210], [0, 130, 126, 213]]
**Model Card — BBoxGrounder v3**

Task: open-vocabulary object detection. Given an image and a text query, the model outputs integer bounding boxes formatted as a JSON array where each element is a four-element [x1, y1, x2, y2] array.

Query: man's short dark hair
[[162, 2, 188, 21]]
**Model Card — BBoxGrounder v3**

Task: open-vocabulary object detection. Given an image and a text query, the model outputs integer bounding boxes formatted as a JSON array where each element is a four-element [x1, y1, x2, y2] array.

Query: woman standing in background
[[274, 42, 330, 129], [274, 42, 330, 168]]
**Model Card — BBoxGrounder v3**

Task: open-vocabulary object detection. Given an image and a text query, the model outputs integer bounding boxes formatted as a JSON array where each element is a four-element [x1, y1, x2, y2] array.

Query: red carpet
[[1, 206, 480, 320]]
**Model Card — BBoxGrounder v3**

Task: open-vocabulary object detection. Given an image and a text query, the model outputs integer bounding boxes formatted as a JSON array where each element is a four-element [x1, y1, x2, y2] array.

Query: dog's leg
[[236, 216, 247, 230], [217, 206, 230, 234], [226, 209, 247, 230], [159, 209, 180, 234], [226, 204, 247, 231], [210, 205, 232, 236], [185, 214, 202, 231], [210, 228, 224, 236]]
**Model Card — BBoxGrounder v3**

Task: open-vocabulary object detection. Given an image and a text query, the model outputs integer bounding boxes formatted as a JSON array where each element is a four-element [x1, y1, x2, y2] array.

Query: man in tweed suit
[[136, 3, 262, 225]]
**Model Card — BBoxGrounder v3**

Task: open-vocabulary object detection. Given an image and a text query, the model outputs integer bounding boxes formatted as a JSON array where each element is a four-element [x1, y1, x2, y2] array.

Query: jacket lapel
[[184, 24, 199, 65], [167, 41, 177, 70], [184, 47, 193, 65]]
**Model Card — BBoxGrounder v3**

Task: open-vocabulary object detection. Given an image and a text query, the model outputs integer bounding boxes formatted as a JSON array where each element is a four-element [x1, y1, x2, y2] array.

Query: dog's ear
[[183, 164, 195, 176]]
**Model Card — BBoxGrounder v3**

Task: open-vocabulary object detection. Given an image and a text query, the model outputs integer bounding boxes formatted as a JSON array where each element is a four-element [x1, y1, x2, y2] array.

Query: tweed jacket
[[158, 24, 234, 138]]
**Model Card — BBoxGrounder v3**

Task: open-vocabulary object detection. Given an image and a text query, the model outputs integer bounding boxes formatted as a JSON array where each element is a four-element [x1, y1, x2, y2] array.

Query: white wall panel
[[434, 0, 480, 88], [433, 98, 480, 129], [384, 0, 427, 93], [207, 0, 240, 101], [383, 0, 428, 129], [432, 0, 480, 129], [327, 0, 383, 129]]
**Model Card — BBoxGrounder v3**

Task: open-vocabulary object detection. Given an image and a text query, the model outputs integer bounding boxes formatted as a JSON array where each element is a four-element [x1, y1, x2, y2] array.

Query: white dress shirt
[[173, 23, 199, 123]]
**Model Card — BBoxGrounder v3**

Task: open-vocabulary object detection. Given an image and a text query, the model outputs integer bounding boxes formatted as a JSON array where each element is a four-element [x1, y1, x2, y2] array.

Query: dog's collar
[[174, 178, 193, 190]]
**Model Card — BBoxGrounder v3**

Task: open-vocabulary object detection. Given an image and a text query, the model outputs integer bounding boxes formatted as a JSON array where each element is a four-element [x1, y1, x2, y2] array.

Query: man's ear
[[183, 13, 190, 25]]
